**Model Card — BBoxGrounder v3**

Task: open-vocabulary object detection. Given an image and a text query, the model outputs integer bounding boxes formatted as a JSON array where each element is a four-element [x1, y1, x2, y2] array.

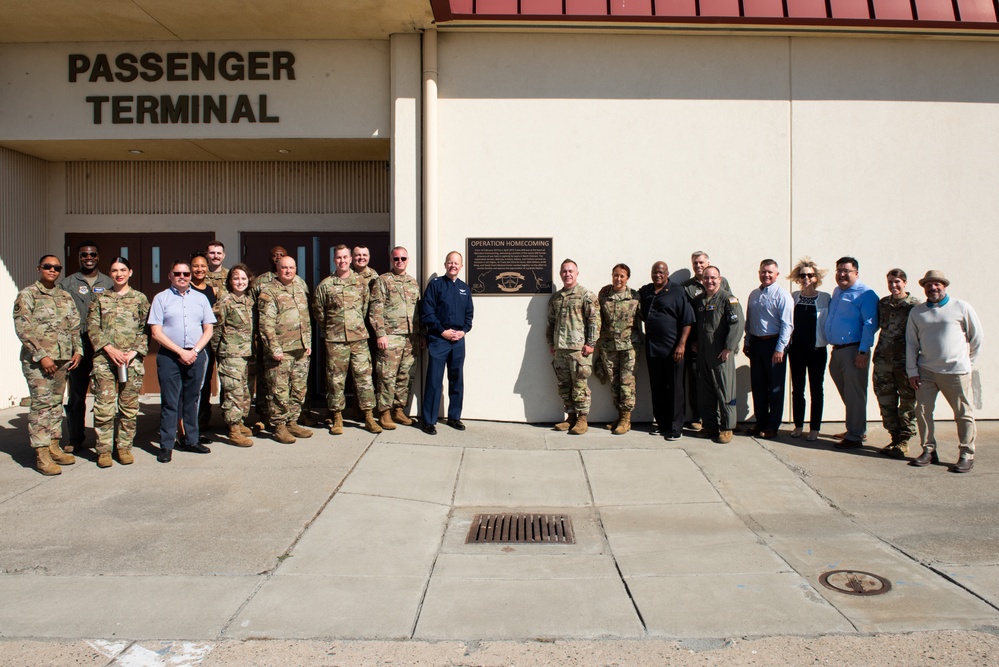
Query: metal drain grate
[[466, 513, 575, 544], [819, 570, 892, 596]]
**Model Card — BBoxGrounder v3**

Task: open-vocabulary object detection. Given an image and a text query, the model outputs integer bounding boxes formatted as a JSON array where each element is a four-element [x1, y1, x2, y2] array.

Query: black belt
[[754, 334, 779, 340], [832, 342, 860, 350]]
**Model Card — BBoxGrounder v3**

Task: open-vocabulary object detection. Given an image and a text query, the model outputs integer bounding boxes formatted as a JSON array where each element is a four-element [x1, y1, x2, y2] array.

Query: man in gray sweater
[[906, 270, 983, 473]]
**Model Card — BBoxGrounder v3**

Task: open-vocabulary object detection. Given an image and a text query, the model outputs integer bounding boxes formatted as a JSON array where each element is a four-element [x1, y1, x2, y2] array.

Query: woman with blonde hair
[[787, 258, 831, 441]]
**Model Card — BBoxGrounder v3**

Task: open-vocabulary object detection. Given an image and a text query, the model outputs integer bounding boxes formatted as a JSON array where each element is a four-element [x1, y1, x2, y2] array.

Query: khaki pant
[[915, 369, 976, 459]]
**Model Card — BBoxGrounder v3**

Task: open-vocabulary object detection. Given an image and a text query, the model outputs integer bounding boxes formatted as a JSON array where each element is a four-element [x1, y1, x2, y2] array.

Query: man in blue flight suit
[[420, 251, 474, 434]]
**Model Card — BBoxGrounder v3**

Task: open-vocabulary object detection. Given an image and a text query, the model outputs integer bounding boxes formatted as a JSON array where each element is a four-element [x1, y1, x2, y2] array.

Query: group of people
[[545, 252, 984, 473], [14, 240, 474, 473]]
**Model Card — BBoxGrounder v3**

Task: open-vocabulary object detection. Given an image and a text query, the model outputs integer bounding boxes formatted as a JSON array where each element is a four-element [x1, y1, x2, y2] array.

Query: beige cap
[[918, 269, 950, 287]]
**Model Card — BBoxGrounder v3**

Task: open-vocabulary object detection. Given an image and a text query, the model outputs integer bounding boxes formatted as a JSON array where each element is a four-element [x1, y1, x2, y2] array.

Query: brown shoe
[[612, 411, 632, 435], [287, 423, 314, 439], [298, 410, 318, 427], [36, 447, 61, 476], [379, 409, 397, 430], [554, 413, 576, 431], [698, 428, 720, 439], [363, 410, 383, 434], [569, 413, 589, 435], [328, 412, 344, 435], [910, 448, 939, 467], [97, 452, 113, 468], [49, 440, 76, 465], [951, 456, 974, 473], [239, 424, 253, 436], [272, 423, 296, 444], [116, 448, 135, 465], [714, 430, 733, 444], [835, 438, 864, 450], [391, 407, 414, 426], [229, 424, 254, 447]]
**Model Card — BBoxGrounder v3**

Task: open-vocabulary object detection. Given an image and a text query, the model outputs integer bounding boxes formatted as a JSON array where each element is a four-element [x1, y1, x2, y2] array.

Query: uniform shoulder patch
[[728, 297, 739, 304]]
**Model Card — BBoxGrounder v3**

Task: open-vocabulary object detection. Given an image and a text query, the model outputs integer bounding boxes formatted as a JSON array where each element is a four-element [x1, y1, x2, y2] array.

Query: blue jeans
[[157, 349, 208, 450]]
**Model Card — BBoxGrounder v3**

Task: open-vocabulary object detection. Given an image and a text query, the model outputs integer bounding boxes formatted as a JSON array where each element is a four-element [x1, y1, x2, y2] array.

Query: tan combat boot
[[97, 452, 113, 468], [715, 430, 733, 444], [36, 447, 61, 476], [49, 440, 76, 466], [298, 410, 318, 427], [379, 409, 397, 430], [554, 413, 576, 431], [117, 448, 135, 465], [391, 407, 413, 426], [287, 423, 313, 439], [328, 412, 343, 436], [612, 411, 632, 435], [229, 424, 253, 447], [272, 423, 296, 444], [569, 413, 589, 435], [239, 424, 253, 436], [363, 410, 384, 434]]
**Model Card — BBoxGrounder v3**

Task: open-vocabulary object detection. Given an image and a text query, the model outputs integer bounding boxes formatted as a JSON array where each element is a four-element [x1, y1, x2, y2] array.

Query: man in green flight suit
[[693, 265, 745, 444]]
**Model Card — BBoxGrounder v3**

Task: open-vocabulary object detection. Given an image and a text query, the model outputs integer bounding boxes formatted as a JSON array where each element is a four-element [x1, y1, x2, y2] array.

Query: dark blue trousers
[[749, 335, 787, 431], [421, 336, 465, 425], [158, 349, 208, 450], [64, 334, 94, 446]]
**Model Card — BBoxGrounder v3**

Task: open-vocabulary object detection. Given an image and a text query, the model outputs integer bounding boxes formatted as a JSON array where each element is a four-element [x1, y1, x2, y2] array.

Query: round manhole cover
[[819, 570, 892, 596]]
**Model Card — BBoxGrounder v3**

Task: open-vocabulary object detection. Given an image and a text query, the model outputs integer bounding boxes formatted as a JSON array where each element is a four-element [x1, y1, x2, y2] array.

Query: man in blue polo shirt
[[149, 260, 216, 462], [825, 256, 879, 449], [420, 251, 474, 435]]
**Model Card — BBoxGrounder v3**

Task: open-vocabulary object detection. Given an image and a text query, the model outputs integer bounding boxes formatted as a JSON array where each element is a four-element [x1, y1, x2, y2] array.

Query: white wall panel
[[0, 147, 49, 407]]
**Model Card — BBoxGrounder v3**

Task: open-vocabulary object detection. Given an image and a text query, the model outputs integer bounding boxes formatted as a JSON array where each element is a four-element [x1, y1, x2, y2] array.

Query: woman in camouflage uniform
[[595, 263, 643, 434], [14, 255, 82, 475], [212, 264, 256, 447], [88, 257, 149, 467]]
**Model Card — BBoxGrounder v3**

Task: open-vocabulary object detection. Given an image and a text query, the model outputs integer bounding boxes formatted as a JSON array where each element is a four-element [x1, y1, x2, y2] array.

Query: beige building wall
[[1, 147, 49, 407], [433, 32, 998, 423]]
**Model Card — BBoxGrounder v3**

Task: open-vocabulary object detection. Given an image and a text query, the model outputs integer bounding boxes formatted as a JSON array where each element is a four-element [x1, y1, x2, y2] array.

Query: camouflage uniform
[[252, 271, 308, 422], [369, 271, 422, 412], [874, 293, 921, 440], [258, 279, 311, 426], [13, 282, 83, 449], [313, 271, 376, 411], [356, 266, 379, 288], [546, 284, 601, 414], [206, 267, 228, 297], [693, 288, 745, 432], [594, 286, 642, 411], [213, 291, 256, 426], [87, 288, 149, 455], [682, 275, 731, 424]]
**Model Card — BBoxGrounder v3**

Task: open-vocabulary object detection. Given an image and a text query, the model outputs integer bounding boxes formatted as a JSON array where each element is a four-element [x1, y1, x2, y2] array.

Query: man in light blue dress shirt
[[743, 259, 794, 437], [825, 256, 879, 449], [149, 260, 217, 462]]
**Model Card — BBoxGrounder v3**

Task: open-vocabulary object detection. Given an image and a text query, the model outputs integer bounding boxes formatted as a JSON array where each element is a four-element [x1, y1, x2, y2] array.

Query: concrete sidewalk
[[1, 402, 997, 654]]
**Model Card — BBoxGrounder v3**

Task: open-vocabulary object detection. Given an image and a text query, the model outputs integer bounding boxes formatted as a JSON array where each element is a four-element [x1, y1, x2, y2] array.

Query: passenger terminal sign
[[467, 238, 553, 296]]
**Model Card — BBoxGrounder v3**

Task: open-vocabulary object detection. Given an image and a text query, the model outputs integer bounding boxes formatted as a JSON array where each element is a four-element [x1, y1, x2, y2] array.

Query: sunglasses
[[79, 251, 98, 258], [172, 271, 191, 277], [392, 256, 408, 262], [799, 273, 816, 279], [40, 263, 63, 271]]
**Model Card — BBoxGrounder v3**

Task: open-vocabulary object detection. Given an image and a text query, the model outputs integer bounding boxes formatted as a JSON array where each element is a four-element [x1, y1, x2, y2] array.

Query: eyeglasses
[[392, 256, 408, 262], [40, 263, 63, 271], [172, 271, 191, 277], [79, 251, 98, 258], [836, 269, 857, 275]]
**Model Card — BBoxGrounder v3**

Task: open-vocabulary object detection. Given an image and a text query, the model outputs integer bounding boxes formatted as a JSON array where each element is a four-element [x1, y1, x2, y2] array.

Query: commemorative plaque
[[467, 238, 553, 296]]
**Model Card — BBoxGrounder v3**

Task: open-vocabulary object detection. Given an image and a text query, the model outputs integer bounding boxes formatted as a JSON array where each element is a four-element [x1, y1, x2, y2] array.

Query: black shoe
[[951, 457, 974, 473], [198, 435, 211, 445], [446, 418, 466, 431], [649, 427, 661, 436], [664, 430, 682, 441], [910, 448, 939, 467], [178, 442, 211, 454], [835, 438, 863, 450], [421, 423, 437, 435], [157, 448, 172, 463]]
